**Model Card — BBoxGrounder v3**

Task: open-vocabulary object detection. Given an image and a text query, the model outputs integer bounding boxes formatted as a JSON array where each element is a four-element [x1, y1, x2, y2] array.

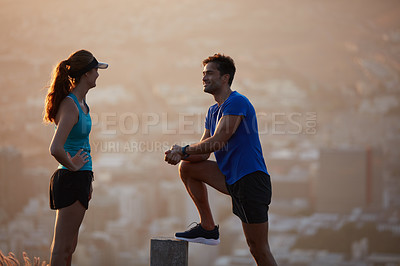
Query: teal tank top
[[58, 93, 92, 171]]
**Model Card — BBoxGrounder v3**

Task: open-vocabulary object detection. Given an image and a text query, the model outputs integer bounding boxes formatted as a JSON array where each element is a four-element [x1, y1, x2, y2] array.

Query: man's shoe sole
[[175, 236, 220, 245]]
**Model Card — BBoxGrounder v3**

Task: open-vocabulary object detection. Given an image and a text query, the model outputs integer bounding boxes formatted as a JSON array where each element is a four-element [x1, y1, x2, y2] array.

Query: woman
[[43, 50, 108, 266]]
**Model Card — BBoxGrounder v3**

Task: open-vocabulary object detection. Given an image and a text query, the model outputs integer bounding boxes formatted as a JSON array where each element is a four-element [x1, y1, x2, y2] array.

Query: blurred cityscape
[[1, 0, 400, 265]]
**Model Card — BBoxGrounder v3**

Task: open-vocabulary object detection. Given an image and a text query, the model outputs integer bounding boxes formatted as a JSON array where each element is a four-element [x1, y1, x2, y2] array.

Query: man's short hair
[[203, 54, 236, 86]]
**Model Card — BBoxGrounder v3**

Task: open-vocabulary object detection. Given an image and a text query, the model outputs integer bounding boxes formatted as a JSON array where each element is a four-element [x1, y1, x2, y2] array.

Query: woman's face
[[85, 68, 99, 88]]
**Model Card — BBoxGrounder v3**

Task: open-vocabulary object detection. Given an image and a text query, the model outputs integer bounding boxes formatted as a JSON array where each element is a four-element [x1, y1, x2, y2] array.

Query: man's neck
[[214, 87, 233, 106]]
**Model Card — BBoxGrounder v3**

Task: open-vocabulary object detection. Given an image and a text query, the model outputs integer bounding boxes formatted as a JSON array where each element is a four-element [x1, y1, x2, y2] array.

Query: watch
[[182, 145, 190, 159]]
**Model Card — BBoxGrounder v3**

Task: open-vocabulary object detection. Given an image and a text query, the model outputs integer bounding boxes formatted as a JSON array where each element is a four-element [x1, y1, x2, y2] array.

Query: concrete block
[[150, 237, 188, 266]]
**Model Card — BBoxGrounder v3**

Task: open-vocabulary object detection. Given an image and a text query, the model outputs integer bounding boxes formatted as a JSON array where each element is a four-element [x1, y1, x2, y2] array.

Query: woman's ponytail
[[43, 60, 72, 123]]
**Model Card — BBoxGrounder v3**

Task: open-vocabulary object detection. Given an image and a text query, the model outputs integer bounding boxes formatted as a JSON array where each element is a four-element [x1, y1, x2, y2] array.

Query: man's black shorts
[[226, 171, 272, 224], [49, 169, 93, 210]]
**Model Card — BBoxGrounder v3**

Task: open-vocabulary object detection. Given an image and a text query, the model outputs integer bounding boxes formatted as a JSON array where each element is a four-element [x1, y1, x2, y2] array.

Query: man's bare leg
[[242, 222, 277, 266], [179, 160, 228, 230]]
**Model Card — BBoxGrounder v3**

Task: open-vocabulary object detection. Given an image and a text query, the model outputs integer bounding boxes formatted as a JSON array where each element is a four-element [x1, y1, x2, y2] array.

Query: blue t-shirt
[[58, 93, 92, 171], [205, 91, 268, 185]]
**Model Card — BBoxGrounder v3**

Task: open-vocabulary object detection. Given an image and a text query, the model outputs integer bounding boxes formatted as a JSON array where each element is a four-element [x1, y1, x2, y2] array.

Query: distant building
[[314, 148, 383, 213], [0, 147, 25, 221]]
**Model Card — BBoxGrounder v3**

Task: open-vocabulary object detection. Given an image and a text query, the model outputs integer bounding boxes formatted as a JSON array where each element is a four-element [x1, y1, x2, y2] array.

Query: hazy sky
[[1, 0, 399, 163]]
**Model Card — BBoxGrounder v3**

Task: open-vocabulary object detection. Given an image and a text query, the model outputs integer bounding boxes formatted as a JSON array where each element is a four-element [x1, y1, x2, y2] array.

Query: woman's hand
[[67, 149, 89, 171]]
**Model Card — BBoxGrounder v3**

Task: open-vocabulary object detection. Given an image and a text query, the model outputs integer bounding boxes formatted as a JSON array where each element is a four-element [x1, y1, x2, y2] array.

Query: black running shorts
[[226, 171, 272, 224], [49, 169, 93, 210]]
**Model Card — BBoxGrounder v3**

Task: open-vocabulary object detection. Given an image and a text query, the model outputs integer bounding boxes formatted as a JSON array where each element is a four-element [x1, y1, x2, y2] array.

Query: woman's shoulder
[[57, 96, 79, 119], [61, 95, 78, 109], [54, 96, 79, 125]]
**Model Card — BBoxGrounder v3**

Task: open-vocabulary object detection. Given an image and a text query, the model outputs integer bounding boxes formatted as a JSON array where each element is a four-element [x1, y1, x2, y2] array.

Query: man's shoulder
[[226, 91, 252, 106], [230, 91, 249, 100]]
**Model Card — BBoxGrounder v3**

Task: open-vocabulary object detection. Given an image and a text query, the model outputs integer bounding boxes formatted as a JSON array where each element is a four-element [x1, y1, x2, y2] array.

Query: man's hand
[[171, 144, 183, 154], [164, 144, 183, 165]]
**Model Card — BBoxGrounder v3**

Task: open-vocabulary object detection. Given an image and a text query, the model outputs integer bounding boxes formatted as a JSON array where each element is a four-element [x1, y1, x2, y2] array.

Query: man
[[164, 54, 277, 266]]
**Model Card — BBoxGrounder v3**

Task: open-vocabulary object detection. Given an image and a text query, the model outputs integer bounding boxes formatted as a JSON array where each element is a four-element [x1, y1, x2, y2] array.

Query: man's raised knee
[[179, 160, 195, 178]]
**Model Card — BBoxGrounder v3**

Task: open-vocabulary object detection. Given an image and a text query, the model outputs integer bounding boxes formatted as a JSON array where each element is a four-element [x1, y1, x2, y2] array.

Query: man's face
[[202, 62, 223, 94]]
